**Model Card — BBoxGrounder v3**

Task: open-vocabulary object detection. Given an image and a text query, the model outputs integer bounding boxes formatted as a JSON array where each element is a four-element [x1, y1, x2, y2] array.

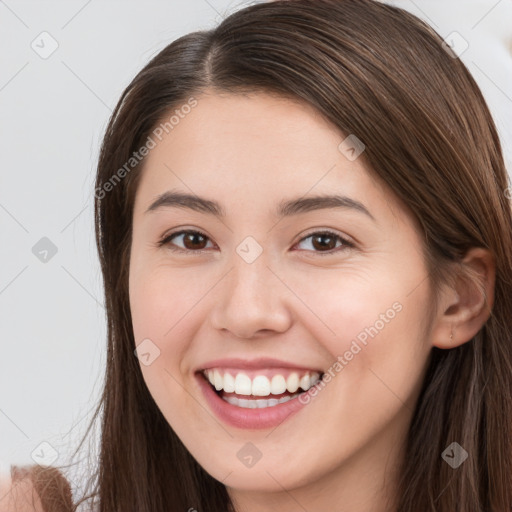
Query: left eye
[[294, 230, 354, 254], [158, 229, 354, 255]]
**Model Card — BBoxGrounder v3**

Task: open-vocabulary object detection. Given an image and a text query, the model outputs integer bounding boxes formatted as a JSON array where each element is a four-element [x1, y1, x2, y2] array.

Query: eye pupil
[[184, 232, 207, 250], [312, 234, 336, 251]]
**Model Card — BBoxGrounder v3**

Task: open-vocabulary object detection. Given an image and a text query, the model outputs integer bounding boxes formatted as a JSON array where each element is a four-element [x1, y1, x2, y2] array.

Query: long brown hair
[[58, 0, 512, 510]]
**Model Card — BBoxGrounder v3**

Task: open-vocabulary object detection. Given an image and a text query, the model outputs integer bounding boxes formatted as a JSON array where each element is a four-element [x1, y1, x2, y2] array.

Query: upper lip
[[195, 357, 324, 373]]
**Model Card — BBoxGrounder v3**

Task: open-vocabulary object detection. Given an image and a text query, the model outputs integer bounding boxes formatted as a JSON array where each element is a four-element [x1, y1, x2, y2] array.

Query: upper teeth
[[204, 369, 322, 396]]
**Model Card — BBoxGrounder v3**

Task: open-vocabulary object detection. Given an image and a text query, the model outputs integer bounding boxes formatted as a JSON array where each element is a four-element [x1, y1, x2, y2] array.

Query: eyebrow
[[145, 190, 375, 221]]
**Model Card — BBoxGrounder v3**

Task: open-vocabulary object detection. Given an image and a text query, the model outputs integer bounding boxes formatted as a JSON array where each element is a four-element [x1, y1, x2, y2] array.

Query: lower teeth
[[221, 393, 301, 408]]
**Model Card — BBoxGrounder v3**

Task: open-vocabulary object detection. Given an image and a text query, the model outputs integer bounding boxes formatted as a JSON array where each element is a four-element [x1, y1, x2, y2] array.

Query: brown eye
[[181, 231, 208, 250], [311, 233, 337, 251], [295, 230, 354, 255], [159, 230, 214, 253]]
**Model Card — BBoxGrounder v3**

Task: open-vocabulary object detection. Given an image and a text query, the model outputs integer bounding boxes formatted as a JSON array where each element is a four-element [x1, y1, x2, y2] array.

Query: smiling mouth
[[200, 368, 325, 409]]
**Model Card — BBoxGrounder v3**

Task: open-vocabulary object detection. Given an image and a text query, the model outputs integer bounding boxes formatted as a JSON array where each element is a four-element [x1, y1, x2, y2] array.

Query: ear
[[431, 247, 495, 349]]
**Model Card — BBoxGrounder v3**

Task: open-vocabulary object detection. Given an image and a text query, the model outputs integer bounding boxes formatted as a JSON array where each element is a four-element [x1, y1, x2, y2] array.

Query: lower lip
[[196, 373, 312, 430]]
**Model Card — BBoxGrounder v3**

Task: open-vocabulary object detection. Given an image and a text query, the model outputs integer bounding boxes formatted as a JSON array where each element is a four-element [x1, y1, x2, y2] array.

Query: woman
[[3, 0, 511, 510]]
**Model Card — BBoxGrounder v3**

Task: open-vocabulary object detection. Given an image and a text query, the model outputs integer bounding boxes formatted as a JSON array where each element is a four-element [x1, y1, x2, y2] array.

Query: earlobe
[[431, 247, 495, 349]]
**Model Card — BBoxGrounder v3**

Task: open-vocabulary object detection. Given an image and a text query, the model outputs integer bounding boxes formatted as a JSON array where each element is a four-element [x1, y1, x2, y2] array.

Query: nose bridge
[[210, 239, 291, 338]]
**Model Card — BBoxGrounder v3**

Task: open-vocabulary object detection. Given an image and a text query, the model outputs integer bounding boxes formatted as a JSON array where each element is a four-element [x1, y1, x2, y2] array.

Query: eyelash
[[157, 229, 355, 256]]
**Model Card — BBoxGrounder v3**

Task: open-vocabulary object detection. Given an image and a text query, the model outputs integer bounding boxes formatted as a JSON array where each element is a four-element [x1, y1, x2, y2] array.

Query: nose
[[209, 252, 293, 339]]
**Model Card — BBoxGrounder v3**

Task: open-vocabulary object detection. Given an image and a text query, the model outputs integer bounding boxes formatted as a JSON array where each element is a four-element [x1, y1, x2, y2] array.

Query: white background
[[1, 0, 511, 481]]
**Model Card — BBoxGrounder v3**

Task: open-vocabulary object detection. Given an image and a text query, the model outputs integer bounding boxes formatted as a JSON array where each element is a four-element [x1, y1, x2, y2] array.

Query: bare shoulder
[[0, 470, 44, 512], [0, 465, 73, 512]]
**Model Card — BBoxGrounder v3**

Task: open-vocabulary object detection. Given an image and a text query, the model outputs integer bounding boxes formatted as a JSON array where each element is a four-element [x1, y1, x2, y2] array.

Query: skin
[[128, 90, 495, 512], [0, 474, 45, 512]]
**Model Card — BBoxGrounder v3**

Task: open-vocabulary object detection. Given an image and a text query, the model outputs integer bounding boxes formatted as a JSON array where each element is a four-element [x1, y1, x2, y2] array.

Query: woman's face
[[129, 91, 434, 498]]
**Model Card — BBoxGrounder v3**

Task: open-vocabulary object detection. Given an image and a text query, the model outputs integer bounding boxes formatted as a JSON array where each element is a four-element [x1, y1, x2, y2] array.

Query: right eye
[[158, 230, 216, 254]]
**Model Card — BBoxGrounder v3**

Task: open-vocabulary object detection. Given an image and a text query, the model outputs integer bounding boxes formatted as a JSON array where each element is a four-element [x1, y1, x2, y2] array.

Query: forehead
[[133, 91, 405, 225], [153, 91, 344, 171]]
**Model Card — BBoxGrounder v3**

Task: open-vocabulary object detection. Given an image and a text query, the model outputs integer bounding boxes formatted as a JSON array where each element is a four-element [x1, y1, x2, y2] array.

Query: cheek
[[129, 267, 200, 422], [129, 264, 206, 343], [285, 265, 422, 357], [288, 262, 432, 406], [129, 263, 216, 409], [276, 270, 431, 465]]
